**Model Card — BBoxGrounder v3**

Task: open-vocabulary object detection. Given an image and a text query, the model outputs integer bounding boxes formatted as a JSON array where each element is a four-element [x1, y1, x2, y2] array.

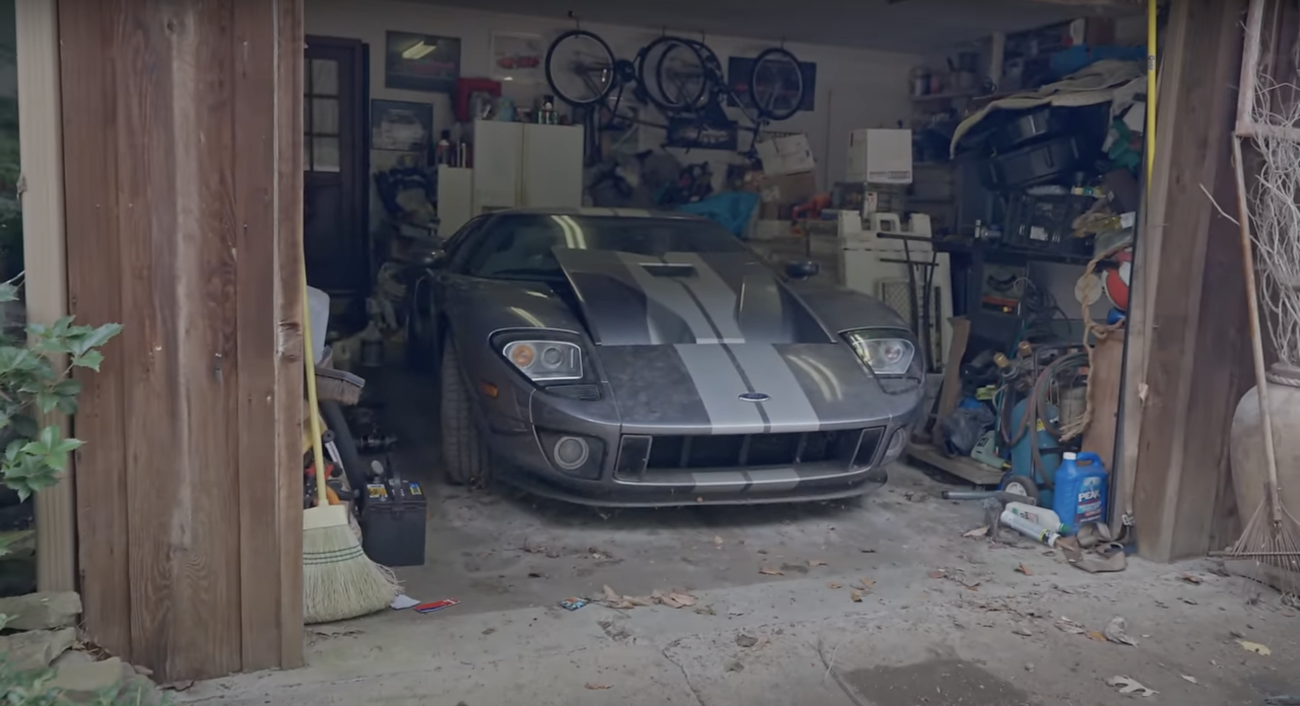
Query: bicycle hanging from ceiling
[[543, 27, 806, 163]]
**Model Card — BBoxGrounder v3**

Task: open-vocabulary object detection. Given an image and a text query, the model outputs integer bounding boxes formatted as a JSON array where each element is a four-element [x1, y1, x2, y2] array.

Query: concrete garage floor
[[184, 370, 1300, 706]]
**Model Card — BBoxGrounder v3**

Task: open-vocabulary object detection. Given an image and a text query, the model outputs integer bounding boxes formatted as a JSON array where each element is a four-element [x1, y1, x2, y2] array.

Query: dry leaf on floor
[[850, 589, 864, 603], [603, 585, 621, 603], [1015, 564, 1032, 576], [1107, 676, 1157, 697], [759, 567, 785, 576], [828, 582, 843, 589], [808, 559, 828, 568], [1181, 675, 1200, 685], [666, 592, 697, 608], [753, 635, 770, 650], [1087, 631, 1107, 642], [1055, 616, 1087, 635], [1103, 617, 1139, 647], [928, 570, 947, 579], [860, 577, 876, 590], [714, 535, 724, 547], [963, 526, 990, 538], [584, 683, 612, 690], [1238, 640, 1272, 656], [1181, 573, 1203, 585]]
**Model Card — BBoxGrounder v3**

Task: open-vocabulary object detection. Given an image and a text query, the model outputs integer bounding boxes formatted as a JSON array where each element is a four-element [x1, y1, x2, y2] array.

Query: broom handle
[[301, 267, 329, 507], [1231, 135, 1283, 525]]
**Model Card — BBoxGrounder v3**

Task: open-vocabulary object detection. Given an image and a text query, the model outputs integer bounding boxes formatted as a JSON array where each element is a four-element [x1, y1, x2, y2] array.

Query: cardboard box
[[756, 134, 816, 176], [847, 128, 913, 184], [758, 171, 818, 220]]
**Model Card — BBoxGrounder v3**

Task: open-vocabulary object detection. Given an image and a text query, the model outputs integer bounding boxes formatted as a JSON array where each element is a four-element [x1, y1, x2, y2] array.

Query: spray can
[[1000, 507, 1062, 547]]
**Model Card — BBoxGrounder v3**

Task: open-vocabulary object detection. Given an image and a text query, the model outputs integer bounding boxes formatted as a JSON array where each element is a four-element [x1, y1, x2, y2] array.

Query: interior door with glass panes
[[304, 36, 368, 294]]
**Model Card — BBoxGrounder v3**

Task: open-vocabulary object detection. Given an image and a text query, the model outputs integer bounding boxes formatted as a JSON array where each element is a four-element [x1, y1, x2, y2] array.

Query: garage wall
[[306, 0, 921, 212]]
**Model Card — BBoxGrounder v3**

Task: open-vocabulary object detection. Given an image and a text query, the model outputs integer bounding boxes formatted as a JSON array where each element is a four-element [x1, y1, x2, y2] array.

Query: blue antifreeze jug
[[1052, 451, 1108, 532]]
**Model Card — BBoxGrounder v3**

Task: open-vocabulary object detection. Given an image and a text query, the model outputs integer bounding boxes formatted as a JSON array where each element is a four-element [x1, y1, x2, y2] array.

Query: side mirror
[[785, 260, 820, 280]]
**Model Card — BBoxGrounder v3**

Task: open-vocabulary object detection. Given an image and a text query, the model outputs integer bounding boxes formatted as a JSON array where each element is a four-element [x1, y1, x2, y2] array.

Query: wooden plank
[[905, 442, 1004, 486], [1114, 0, 1189, 537], [233, 0, 284, 672], [1133, 0, 1249, 563], [275, 0, 306, 670], [935, 316, 971, 424], [16, 0, 75, 593], [58, 0, 132, 657], [1081, 332, 1125, 474], [112, 0, 183, 675]]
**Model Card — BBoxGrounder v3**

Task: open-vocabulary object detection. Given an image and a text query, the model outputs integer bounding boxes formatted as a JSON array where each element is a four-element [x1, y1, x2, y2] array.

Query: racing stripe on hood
[[724, 344, 821, 433], [615, 252, 737, 344], [674, 344, 768, 434]]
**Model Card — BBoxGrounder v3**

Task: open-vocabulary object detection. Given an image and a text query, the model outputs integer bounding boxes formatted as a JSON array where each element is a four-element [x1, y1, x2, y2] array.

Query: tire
[[750, 47, 804, 121], [321, 400, 368, 492], [545, 29, 618, 107], [406, 273, 436, 372], [1002, 475, 1042, 504], [439, 338, 491, 486], [642, 36, 707, 112]]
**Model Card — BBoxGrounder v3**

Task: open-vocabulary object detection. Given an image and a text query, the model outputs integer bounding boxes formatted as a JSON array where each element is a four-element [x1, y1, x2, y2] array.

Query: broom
[[301, 266, 401, 624], [1215, 133, 1300, 596]]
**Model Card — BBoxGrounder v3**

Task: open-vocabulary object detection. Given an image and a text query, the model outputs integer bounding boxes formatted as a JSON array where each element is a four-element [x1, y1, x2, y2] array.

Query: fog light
[[882, 428, 907, 462], [553, 436, 590, 471]]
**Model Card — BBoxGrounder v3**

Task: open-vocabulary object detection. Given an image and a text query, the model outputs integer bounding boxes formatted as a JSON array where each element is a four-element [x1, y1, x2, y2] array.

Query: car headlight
[[843, 331, 916, 376], [501, 340, 584, 382]]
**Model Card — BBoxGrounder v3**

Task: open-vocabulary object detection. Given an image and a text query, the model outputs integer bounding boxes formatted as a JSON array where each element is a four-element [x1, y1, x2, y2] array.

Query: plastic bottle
[[1004, 501, 1070, 535], [1051, 451, 1109, 532], [999, 507, 1061, 547]]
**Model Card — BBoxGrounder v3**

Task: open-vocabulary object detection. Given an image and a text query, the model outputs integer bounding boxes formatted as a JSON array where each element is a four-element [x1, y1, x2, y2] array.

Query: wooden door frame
[[43, 0, 306, 679]]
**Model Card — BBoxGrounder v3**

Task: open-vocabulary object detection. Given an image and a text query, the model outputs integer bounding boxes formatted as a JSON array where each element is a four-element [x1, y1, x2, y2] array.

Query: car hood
[[554, 249, 834, 346]]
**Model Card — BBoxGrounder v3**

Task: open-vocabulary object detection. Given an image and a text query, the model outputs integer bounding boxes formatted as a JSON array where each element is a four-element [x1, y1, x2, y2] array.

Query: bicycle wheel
[[640, 36, 707, 112], [546, 29, 617, 106], [750, 47, 804, 121]]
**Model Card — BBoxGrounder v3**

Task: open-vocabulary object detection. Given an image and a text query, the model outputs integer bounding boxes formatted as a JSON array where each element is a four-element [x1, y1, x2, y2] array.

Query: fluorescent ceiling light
[[402, 41, 436, 60]]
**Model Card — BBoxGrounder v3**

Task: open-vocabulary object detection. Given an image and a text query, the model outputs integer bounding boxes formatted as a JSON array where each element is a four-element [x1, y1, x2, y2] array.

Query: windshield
[[462, 214, 748, 280]]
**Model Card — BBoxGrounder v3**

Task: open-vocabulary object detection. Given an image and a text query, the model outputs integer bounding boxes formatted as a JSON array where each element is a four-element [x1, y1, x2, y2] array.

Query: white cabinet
[[436, 165, 473, 236], [472, 121, 584, 213]]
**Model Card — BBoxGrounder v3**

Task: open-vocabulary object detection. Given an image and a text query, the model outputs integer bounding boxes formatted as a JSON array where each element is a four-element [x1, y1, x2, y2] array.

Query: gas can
[[1051, 451, 1108, 532]]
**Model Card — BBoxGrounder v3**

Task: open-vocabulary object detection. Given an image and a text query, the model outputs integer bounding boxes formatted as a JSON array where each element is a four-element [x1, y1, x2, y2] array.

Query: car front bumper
[[475, 378, 921, 507]]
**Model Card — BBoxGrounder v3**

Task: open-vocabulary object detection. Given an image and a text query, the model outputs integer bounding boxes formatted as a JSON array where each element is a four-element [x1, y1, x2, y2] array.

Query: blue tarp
[[677, 191, 760, 237]]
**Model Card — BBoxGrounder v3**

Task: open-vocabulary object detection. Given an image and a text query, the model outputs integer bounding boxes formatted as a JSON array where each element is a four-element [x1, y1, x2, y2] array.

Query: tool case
[[359, 455, 427, 567]]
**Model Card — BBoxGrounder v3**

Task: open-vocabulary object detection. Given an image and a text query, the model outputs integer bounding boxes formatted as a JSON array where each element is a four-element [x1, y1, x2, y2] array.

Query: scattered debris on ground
[[759, 567, 784, 576], [599, 584, 697, 610], [1238, 639, 1272, 656], [583, 682, 612, 690], [1103, 616, 1139, 646], [1107, 675, 1157, 697]]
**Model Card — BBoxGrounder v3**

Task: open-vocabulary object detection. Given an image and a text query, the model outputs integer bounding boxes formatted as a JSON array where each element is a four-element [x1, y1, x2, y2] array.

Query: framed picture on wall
[[385, 31, 461, 92], [727, 56, 817, 113], [490, 32, 545, 83], [371, 99, 433, 152]]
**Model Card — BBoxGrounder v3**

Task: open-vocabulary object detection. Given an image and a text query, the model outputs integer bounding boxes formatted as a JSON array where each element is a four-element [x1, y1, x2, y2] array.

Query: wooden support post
[[59, 0, 305, 680], [16, 0, 76, 593], [1132, 0, 1253, 562]]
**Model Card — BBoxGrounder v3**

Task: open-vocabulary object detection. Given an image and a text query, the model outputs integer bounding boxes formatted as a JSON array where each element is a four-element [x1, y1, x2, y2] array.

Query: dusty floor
[[182, 370, 1300, 706]]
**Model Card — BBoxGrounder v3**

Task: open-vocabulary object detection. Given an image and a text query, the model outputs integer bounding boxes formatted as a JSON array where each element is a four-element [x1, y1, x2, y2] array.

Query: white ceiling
[[420, 0, 1139, 53]]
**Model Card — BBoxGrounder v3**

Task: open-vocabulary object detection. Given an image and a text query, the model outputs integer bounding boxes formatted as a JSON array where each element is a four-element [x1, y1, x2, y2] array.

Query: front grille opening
[[642, 430, 864, 471], [853, 427, 886, 467]]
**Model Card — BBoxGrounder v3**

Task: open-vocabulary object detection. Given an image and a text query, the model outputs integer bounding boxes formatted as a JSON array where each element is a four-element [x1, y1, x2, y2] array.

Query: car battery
[[359, 457, 427, 568]]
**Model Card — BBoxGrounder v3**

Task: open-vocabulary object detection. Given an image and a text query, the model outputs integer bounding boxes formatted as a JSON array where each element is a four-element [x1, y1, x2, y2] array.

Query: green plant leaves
[[0, 312, 118, 502]]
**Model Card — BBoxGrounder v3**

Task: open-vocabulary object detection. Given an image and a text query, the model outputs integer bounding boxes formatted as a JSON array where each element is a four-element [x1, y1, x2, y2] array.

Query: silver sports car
[[412, 208, 924, 506]]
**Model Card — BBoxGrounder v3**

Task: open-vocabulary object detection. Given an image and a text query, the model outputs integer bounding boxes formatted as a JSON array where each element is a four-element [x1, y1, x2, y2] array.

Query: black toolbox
[[359, 455, 427, 567]]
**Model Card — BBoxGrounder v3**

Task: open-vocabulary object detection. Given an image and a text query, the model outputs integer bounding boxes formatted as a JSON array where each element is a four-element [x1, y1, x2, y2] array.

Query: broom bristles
[[303, 523, 402, 624], [1224, 485, 1300, 598]]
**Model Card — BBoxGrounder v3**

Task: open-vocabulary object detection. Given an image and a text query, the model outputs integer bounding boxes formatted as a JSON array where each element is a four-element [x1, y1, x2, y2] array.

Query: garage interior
[[297, 0, 1153, 612], [23, 0, 1300, 699]]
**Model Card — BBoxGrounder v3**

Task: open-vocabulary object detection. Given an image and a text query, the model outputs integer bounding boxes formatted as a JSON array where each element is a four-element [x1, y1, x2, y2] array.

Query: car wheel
[[440, 338, 492, 486]]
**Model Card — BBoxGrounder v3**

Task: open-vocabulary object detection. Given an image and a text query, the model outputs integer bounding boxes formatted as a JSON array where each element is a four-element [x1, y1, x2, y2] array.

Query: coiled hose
[[998, 351, 1089, 489]]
